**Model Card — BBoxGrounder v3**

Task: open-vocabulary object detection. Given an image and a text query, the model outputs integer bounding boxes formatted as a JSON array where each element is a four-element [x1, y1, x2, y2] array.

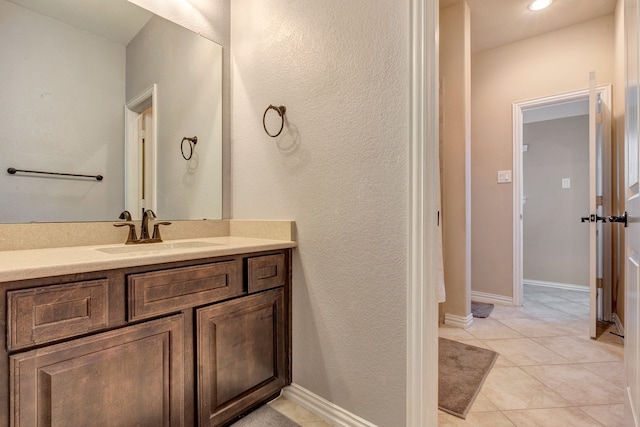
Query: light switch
[[562, 178, 571, 189], [497, 170, 512, 183]]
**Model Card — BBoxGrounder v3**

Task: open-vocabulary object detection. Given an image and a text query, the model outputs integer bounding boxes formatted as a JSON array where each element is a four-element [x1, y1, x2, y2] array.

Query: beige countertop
[[0, 236, 297, 283]]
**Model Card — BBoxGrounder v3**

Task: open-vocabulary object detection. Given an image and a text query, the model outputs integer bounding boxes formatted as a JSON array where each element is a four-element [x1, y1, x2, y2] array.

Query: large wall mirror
[[0, 0, 222, 223]]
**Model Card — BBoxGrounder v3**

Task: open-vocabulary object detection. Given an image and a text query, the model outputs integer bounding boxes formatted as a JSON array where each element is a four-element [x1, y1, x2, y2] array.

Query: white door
[[125, 85, 157, 220], [625, 0, 640, 424], [588, 72, 598, 339]]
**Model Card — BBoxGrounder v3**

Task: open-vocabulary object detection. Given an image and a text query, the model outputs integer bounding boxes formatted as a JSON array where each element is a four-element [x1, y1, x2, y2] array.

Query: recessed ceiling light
[[529, 0, 553, 11]]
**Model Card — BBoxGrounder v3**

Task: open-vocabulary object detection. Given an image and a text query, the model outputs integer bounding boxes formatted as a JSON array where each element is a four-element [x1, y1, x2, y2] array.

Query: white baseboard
[[282, 383, 376, 427], [444, 313, 473, 329], [523, 279, 589, 292], [613, 313, 625, 337], [470, 290, 513, 305]]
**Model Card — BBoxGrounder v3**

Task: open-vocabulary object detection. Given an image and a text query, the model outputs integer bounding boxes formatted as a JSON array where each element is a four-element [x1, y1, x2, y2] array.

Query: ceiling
[[8, 0, 152, 45], [440, 0, 617, 53]]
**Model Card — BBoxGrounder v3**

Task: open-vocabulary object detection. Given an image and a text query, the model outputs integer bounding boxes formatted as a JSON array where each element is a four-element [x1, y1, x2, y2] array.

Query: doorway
[[125, 84, 157, 220], [513, 85, 612, 336]]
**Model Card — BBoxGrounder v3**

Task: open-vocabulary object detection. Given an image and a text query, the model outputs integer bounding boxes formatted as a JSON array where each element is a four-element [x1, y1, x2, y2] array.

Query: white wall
[[0, 0, 125, 222], [523, 115, 590, 286], [230, 1, 409, 425], [126, 16, 222, 220]]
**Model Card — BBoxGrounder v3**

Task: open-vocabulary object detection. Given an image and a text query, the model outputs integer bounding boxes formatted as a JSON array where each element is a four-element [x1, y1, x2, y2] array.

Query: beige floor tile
[[466, 318, 523, 340], [482, 338, 570, 366], [269, 397, 325, 424], [489, 305, 536, 320], [554, 290, 590, 302], [524, 292, 575, 304], [495, 318, 575, 337], [544, 302, 589, 318], [579, 404, 625, 427], [580, 361, 625, 388], [468, 393, 500, 413], [439, 411, 516, 426], [519, 303, 579, 319], [480, 367, 569, 410], [455, 339, 515, 367], [299, 422, 332, 427], [503, 407, 604, 426], [439, 325, 476, 341], [596, 324, 625, 346], [521, 364, 624, 405], [537, 318, 590, 336], [532, 335, 624, 362]]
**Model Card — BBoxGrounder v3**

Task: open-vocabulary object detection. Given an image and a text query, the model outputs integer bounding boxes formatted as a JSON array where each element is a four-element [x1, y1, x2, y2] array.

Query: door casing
[[512, 85, 612, 317]]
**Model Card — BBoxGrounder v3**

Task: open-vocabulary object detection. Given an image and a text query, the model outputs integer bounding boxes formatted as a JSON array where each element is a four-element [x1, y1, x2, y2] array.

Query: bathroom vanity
[[0, 236, 294, 426]]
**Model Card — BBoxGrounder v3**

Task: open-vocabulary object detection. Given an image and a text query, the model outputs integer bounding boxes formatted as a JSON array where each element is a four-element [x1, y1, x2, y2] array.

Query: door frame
[[407, 0, 439, 425], [125, 84, 158, 220], [512, 85, 612, 309]]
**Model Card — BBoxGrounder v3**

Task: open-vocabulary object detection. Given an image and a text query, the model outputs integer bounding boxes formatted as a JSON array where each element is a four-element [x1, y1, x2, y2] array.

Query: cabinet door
[[10, 315, 185, 427], [197, 288, 287, 426]]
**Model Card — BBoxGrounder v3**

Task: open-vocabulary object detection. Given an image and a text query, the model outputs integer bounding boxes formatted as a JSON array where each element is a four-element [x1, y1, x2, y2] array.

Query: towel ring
[[263, 105, 286, 137], [181, 136, 198, 160]]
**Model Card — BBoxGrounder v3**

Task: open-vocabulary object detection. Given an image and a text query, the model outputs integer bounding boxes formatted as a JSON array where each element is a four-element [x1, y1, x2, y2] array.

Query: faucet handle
[[119, 210, 132, 221], [114, 222, 138, 243], [152, 222, 172, 241]]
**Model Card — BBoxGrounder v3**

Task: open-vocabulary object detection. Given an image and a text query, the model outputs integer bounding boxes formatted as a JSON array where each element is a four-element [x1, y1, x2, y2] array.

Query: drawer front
[[8, 279, 109, 351], [247, 253, 286, 293], [128, 260, 242, 321]]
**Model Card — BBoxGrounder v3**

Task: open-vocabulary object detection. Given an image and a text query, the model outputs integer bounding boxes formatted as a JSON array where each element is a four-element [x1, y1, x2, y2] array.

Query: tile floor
[[267, 285, 624, 427], [438, 284, 625, 426], [268, 396, 331, 426]]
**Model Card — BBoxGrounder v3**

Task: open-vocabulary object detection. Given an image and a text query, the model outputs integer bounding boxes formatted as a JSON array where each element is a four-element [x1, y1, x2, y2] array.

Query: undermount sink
[[96, 241, 222, 255]]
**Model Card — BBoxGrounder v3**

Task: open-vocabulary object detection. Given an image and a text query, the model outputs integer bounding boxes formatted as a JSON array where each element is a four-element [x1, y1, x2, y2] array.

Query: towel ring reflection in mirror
[[263, 105, 287, 137], [181, 136, 198, 160]]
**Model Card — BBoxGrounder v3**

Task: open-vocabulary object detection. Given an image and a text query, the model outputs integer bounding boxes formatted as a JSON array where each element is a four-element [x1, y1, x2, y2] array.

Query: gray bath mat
[[439, 337, 499, 419], [230, 405, 300, 427], [471, 301, 494, 318]]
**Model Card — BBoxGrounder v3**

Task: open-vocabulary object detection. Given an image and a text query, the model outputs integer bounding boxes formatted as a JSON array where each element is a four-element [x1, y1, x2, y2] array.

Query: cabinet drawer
[[247, 253, 286, 293], [8, 279, 109, 351], [128, 260, 242, 321]]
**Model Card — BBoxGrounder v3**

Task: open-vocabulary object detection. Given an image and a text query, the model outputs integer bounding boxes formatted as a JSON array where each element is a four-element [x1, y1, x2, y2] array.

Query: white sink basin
[[96, 241, 221, 255]]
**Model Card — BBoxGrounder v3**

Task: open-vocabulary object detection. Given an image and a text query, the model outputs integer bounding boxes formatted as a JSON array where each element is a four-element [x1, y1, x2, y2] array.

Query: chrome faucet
[[140, 209, 157, 240]]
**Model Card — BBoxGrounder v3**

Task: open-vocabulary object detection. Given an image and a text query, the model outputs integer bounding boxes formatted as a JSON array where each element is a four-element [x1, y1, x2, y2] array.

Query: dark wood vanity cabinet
[[197, 288, 287, 426], [0, 249, 292, 427]]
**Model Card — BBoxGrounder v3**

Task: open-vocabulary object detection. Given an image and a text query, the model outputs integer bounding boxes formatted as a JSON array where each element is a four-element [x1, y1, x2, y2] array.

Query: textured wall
[[471, 15, 615, 298], [0, 0, 125, 222], [523, 115, 590, 286], [230, 1, 409, 425], [440, 2, 471, 320]]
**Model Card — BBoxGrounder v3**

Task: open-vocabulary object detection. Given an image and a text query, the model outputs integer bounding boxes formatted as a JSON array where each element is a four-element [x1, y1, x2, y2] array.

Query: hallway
[[438, 285, 624, 426]]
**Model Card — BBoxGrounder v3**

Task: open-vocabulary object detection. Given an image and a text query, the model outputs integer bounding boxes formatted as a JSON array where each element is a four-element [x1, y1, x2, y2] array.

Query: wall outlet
[[497, 170, 512, 183], [562, 178, 571, 189]]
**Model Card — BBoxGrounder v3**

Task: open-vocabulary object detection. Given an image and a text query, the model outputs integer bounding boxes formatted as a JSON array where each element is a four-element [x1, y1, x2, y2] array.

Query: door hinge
[[597, 278, 604, 289], [596, 112, 603, 124], [596, 196, 603, 206]]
